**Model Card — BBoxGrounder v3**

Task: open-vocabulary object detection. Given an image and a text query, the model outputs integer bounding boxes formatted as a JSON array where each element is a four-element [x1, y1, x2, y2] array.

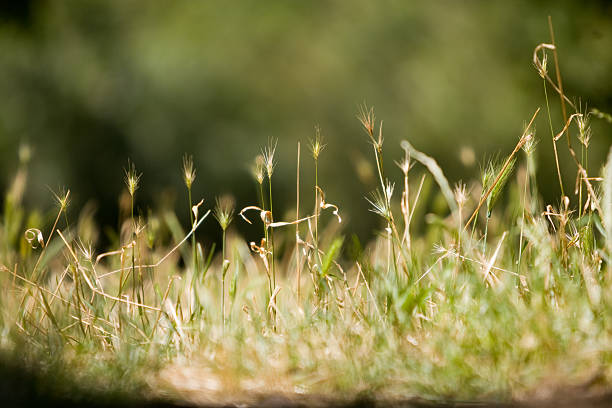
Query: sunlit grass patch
[[1, 22, 612, 406]]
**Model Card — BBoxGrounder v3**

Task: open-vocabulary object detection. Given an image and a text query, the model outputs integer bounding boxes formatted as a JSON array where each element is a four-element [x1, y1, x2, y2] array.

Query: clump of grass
[[3, 23, 612, 407]]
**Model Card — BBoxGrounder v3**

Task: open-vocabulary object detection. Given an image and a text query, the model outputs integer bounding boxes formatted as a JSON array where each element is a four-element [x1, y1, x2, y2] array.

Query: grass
[[2, 29, 612, 406]]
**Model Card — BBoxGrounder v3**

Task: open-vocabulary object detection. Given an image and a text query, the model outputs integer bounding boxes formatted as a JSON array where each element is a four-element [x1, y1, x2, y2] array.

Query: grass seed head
[[76, 239, 94, 261], [214, 195, 235, 231], [357, 103, 375, 137], [182, 154, 196, 189], [52, 187, 71, 212], [486, 157, 517, 217], [366, 188, 391, 220], [124, 159, 142, 197], [262, 138, 277, 179], [454, 182, 468, 208], [396, 154, 413, 176], [310, 125, 326, 160], [252, 155, 265, 185], [522, 132, 537, 156], [385, 180, 394, 202], [481, 159, 497, 192], [536, 51, 548, 78], [577, 115, 592, 148]]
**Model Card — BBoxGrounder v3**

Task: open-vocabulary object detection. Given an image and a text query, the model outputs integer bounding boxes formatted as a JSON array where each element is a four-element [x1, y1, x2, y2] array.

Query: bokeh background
[[1, 0, 611, 244]]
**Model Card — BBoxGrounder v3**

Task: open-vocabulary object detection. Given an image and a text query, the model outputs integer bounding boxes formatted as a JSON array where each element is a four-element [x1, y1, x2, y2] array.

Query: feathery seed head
[[77, 239, 94, 261], [577, 114, 592, 148], [395, 153, 413, 176], [537, 52, 548, 78], [454, 182, 468, 208], [366, 188, 391, 220], [357, 104, 385, 151], [262, 138, 277, 179], [357, 103, 375, 137], [252, 155, 265, 185], [182, 154, 196, 189], [385, 180, 395, 202], [522, 133, 537, 156], [486, 157, 516, 217], [310, 125, 326, 160], [481, 159, 497, 191], [124, 159, 141, 197], [214, 195, 235, 231], [52, 187, 71, 211]]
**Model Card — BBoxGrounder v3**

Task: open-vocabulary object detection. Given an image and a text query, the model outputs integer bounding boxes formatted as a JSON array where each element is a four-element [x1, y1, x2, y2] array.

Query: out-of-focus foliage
[[0, 0, 611, 240]]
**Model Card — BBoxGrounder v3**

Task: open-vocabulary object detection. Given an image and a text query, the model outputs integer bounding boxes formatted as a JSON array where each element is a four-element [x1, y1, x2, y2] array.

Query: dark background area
[[1, 0, 611, 246]]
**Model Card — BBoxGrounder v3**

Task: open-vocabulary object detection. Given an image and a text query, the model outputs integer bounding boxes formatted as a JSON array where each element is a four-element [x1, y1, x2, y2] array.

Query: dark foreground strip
[[2, 358, 612, 408]]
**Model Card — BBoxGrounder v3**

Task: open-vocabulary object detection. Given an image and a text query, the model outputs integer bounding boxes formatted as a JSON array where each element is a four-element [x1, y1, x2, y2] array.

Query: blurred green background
[[0, 0, 611, 244]]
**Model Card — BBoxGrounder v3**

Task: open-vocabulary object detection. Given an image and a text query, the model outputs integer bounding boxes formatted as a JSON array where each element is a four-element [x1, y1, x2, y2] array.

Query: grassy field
[[2, 29, 612, 407]]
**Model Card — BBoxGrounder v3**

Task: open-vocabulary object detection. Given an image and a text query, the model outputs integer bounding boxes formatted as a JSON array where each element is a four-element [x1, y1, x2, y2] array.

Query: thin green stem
[[222, 228, 226, 329], [131, 195, 136, 306], [188, 187, 197, 276], [579, 144, 584, 219], [314, 158, 319, 247], [259, 182, 271, 298], [457, 206, 462, 255], [518, 158, 529, 276], [268, 177, 275, 290], [483, 216, 489, 254], [544, 79, 564, 197]]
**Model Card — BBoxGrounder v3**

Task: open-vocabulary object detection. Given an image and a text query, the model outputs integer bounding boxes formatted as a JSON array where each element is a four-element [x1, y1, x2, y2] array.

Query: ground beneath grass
[[3, 358, 612, 408]]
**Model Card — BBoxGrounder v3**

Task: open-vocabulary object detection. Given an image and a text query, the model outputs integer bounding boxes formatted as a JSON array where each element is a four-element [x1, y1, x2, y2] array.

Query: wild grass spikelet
[[182, 154, 196, 189], [51, 187, 71, 212], [486, 157, 516, 217], [214, 196, 235, 231], [310, 125, 326, 160], [358, 103, 383, 151], [262, 138, 277, 179], [252, 155, 265, 185], [577, 114, 592, 148], [124, 159, 142, 197], [521, 133, 537, 156], [367, 187, 392, 220]]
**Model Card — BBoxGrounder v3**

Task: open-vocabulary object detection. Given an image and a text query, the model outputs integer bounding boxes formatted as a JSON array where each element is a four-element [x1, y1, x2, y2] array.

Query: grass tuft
[[1, 25, 612, 406]]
